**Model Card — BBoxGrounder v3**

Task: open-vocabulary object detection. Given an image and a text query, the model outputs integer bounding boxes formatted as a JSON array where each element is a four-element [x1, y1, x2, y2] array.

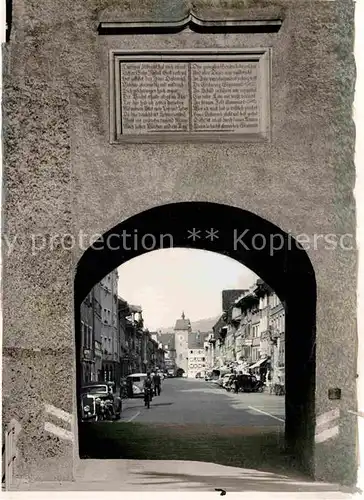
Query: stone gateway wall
[[2, 0, 357, 487]]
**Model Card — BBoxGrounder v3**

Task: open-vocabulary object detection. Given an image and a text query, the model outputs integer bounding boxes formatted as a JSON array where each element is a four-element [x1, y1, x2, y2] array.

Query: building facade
[[188, 331, 209, 378], [80, 291, 95, 383], [269, 293, 285, 386], [204, 333, 216, 372], [93, 282, 103, 381], [209, 281, 285, 385], [100, 270, 119, 383], [81, 277, 165, 386], [118, 297, 129, 378], [158, 333, 177, 375]]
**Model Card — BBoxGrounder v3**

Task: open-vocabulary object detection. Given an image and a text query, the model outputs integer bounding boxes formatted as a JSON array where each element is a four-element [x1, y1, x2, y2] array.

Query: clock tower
[[174, 311, 191, 376]]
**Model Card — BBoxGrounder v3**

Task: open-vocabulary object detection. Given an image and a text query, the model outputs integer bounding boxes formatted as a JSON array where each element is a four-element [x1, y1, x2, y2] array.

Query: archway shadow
[[75, 201, 316, 476]]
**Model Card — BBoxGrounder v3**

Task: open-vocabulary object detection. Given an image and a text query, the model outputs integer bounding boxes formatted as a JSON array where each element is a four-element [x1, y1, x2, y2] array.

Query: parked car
[[238, 374, 265, 393], [80, 382, 122, 421], [224, 374, 236, 391], [217, 374, 230, 387], [211, 369, 230, 384], [221, 374, 233, 389]]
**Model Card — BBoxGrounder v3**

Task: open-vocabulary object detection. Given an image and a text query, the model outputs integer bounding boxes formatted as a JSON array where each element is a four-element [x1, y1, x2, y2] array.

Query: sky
[[117, 248, 259, 331]]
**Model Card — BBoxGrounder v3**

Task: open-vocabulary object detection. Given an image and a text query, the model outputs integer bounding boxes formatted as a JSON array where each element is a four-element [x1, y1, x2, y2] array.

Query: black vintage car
[[238, 374, 264, 393], [80, 382, 122, 421]]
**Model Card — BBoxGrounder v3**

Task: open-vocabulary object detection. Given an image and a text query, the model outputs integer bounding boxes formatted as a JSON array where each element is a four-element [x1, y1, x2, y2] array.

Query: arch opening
[[75, 202, 316, 476]]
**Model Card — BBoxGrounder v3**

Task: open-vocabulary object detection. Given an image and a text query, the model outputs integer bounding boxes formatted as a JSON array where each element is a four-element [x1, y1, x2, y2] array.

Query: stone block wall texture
[[2, 0, 357, 486]]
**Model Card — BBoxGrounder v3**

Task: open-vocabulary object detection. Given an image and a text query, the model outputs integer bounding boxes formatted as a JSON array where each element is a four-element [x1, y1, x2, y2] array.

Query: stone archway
[[75, 201, 316, 475]]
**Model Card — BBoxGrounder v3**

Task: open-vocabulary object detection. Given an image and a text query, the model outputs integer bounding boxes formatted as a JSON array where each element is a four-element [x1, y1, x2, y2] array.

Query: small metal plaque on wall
[[328, 388, 341, 400], [109, 49, 271, 144]]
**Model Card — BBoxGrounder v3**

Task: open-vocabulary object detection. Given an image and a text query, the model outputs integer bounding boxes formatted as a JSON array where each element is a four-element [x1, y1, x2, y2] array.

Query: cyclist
[[153, 372, 161, 396]]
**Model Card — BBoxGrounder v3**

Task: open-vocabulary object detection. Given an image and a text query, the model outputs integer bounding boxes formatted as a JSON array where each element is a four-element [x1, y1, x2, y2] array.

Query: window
[[88, 326, 93, 348], [83, 323, 88, 347], [278, 340, 285, 366], [190, 350, 193, 354], [81, 321, 85, 346], [202, 357, 205, 362]]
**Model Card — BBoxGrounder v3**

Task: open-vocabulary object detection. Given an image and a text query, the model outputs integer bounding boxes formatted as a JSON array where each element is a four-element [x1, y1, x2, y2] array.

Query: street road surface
[[80, 378, 290, 473], [77, 380, 354, 493], [119, 377, 285, 426]]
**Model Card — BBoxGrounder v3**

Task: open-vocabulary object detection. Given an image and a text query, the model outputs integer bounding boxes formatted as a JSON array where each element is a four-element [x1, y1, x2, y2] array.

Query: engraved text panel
[[116, 53, 268, 140], [191, 62, 259, 133], [121, 62, 190, 134]]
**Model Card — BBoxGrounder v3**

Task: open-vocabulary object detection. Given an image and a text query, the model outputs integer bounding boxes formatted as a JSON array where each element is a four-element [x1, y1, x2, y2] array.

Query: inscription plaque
[[110, 50, 271, 143]]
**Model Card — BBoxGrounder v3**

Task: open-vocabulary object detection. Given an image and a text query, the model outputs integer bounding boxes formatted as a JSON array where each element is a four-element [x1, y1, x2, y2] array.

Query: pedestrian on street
[[237, 371, 243, 392], [233, 371, 239, 393], [153, 372, 161, 396], [266, 370, 272, 393], [143, 372, 153, 406]]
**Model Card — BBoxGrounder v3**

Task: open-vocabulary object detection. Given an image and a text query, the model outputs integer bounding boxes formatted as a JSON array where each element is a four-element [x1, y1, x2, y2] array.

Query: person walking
[[233, 371, 239, 393], [153, 372, 161, 396], [237, 371, 243, 392], [266, 369, 272, 393], [143, 372, 153, 406]]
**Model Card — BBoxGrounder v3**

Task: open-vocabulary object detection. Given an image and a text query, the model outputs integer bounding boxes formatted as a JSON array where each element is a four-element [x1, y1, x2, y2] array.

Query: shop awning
[[249, 357, 269, 369]]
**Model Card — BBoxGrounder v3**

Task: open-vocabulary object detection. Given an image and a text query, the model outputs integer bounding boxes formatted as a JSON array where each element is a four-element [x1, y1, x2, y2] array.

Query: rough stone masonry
[[2, 0, 357, 488]]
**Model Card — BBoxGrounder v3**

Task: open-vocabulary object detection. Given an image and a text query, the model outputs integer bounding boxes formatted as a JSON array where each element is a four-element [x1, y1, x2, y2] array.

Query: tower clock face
[[179, 335, 184, 341]]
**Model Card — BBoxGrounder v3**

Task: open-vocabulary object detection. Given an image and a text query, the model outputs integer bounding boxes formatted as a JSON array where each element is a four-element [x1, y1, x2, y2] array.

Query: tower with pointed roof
[[174, 311, 191, 375]]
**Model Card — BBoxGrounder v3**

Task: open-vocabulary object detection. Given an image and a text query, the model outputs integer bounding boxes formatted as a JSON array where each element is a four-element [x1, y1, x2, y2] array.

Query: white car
[[219, 374, 231, 387], [126, 373, 148, 397]]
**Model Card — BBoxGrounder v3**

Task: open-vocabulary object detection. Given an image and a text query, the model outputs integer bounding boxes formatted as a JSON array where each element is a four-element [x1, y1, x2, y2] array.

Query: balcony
[[94, 346, 102, 358], [102, 351, 113, 361]]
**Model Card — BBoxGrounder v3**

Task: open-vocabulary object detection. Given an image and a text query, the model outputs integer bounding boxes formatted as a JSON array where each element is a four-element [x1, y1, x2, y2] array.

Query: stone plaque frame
[[109, 49, 272, 144]]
